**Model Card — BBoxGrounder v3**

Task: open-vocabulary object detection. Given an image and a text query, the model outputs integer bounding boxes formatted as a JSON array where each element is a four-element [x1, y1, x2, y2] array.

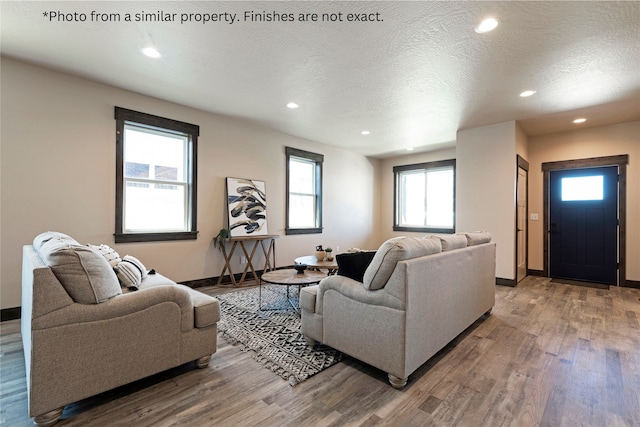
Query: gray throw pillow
[[39, 241, 122, 304]]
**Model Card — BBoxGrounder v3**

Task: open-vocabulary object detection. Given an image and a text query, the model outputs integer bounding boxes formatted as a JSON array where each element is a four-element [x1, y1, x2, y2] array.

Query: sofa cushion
[[89, 244, 122, 267], [38, 240, 122, 304], [465, 231, 492, 246], [434, 233, 468, 251], [336, 251, 377, 282], [114, 260, 142, 289], [363, 236, 442, 290]]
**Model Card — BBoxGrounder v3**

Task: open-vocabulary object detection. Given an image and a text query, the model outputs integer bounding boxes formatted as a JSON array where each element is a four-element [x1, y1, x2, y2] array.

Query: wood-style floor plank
[[1, 276, 639, 426]]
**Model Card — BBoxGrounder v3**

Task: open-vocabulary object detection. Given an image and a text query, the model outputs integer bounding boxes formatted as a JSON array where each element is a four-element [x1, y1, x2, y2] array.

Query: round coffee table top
[[294, 255, 338, 271], [261, 269, 327, 285]]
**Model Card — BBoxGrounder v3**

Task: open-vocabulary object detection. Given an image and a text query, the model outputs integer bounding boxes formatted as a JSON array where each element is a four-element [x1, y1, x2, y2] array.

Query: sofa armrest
[[314, 275, 404, 314], [31, 285, 196, 332], [178, 284, 220, 327]]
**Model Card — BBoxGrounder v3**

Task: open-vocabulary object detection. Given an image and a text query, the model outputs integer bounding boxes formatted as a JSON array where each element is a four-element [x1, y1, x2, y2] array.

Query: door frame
[[542, 154, 628, 286], [516, 155, 529, 283]]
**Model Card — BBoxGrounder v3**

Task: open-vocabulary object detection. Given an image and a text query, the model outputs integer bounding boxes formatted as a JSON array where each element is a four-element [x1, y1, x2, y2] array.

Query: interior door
[[549, 166, 618, 285], [516, 166, 527, 283]]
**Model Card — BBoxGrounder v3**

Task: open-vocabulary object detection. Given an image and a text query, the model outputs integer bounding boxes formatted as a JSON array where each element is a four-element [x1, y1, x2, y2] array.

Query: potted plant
[[213, 228, 231, 251], [325, 247, 334, 261], [315, 245, 326, 261]]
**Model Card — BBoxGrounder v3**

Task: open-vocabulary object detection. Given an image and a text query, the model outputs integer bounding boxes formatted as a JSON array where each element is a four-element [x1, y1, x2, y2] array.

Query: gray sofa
[[300, 232, 496, 388], [21, 232, 220, 426]]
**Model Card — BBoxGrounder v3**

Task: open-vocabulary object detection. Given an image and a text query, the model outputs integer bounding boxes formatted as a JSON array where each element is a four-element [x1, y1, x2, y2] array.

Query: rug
[[215, 285, 343, 386]]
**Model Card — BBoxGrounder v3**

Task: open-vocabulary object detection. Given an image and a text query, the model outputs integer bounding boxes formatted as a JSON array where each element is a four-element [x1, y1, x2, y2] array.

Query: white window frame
[[393, 159, 456, 233]]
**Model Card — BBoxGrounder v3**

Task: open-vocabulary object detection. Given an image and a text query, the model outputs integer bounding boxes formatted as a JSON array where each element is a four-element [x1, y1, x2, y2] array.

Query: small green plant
[[325, 247, 333, 253], [214, 228, 231, 251]]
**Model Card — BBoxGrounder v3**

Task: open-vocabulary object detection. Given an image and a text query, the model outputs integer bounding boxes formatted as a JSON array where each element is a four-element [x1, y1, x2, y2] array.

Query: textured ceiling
[[2, 1, 639, 158]]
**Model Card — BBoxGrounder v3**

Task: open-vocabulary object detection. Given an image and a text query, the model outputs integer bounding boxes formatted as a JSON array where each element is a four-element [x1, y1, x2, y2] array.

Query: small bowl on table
[[294, 264, 307, 274]]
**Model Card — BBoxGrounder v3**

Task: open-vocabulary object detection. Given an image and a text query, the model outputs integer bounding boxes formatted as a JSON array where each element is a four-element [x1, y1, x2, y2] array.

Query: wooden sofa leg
[[388, 374, 407, 389], [195, 355, 211, 369], [304, 336, 317, 347], [33, 407, 63, 427]]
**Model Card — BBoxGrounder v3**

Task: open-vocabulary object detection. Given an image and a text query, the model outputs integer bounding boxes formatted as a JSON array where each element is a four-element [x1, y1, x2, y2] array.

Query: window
[[286, 146, 323, 234], [115, 107, 198, 243], [561, 175, 604, 201], [394, 159, 456, 233]]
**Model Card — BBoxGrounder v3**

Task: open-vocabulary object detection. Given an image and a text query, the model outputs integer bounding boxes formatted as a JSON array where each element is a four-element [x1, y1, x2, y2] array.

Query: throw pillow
[[89, 244, 122, 267], [33, 231, 78, 252], [39, 242, 122, 304], [363, 236, 442, 291], [122, 255, 148, 279], [336, 251, 377, 282], [115, 261, 142, 289]]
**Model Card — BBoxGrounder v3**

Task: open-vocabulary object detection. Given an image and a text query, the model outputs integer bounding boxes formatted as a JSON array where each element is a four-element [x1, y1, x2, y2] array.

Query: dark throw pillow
[[336, 251, 377, 283]]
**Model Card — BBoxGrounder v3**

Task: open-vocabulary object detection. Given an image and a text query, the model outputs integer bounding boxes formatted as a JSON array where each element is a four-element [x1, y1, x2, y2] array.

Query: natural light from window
[[288, 157, 316, 228], [561, 175, 604, 201], [123, 126, 189, 232], [398, 166, 454, 229]]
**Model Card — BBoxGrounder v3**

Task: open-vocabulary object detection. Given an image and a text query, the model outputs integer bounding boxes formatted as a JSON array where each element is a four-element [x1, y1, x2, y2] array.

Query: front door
[[549, 166, 618, 285]]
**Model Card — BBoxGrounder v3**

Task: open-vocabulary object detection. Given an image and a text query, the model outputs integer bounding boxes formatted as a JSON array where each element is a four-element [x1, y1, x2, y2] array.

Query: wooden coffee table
[[259, 269, 327, 313]]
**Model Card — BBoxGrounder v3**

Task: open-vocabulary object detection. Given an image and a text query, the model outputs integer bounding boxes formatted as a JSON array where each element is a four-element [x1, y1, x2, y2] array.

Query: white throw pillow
[[115, 261, 142, 289], [89, 244, 122, 267], [123, 255, 148, 279]]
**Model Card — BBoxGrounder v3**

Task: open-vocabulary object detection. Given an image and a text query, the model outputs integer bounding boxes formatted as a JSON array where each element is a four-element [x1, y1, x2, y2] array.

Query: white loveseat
[[22, 232, 220, 426], [300, 232, 496, 388]]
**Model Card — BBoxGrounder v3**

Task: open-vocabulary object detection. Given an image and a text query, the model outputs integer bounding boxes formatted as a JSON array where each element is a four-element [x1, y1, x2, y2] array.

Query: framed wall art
[[226, 177, 268, 237]]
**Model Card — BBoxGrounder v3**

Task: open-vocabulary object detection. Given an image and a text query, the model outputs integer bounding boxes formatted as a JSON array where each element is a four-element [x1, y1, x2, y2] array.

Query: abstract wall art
[[226, 177, 268, 237]]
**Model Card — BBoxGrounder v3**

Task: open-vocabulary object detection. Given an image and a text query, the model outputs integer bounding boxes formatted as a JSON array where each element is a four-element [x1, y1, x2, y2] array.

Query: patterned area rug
[[215, 285, 343, 386]]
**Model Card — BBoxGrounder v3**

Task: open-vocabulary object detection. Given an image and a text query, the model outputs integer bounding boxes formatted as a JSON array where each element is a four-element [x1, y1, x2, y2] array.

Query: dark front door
[[549, 166, 618, 285]]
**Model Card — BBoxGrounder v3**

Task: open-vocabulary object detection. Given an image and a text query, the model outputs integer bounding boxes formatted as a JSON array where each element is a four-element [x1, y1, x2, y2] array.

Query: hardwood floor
[[1, 276, 639, 426]]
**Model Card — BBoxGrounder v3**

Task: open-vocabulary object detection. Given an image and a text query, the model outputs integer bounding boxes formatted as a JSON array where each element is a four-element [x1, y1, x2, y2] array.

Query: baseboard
[[496, 277, 516, 287], [1, 307, 21, 322], [181, 271, 261, 288], [527, 269, 545, 277], [624, 279, 640, 289]]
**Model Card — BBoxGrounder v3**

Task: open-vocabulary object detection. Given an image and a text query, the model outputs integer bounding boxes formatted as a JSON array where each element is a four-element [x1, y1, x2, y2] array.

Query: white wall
[[527, 121, 640, 281], [378, 148, 456, 243], [0, 57, 381, 309], [457, 121, 518, 280]]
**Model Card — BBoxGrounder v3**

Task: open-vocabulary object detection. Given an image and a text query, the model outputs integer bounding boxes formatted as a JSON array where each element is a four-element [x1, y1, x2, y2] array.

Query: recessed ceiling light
[[475, 17, 499, 33], [573, 118, 587, 124], [286, 102, 299, 109], [520, 90, 536, 97], [360, 130, 370, 135], [406, 147, 414, 151], [141, 47, 161, 58]]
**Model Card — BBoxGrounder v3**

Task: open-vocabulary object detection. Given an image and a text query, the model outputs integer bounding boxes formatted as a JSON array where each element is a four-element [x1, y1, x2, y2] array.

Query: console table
[[216, 235, 279, 286]]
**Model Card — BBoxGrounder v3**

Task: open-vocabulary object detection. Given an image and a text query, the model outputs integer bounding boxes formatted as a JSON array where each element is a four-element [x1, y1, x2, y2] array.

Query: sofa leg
[[33, 407, 63, 427], [304, 336, 317, 347], [388, 374, 407, 389], [485, 307, 493, 316], [195, 355, 211, 369]]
